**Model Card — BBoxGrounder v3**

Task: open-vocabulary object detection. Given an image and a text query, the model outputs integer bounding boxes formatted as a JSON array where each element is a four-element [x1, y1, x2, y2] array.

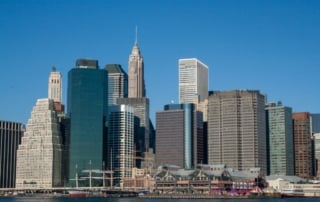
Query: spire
[[135, 25, 138, 45]]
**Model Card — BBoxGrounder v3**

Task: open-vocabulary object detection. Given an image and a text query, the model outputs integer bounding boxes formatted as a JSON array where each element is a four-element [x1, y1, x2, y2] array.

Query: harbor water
[[0, 198, 320, 202]]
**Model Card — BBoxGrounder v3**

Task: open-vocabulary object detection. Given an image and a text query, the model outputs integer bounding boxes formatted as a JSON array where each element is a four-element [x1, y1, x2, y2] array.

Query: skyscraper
[[293, 112, 313, 178], [314, 133, 320, 177], [16, 98, 62, 189], [156, 103, 203, 169], [179, 58, 208, 104], [266, 102, 294, 175], [117, 32, 153, 167], [207, 90, 267, 175], [48, 66, 62, 103], [105, 64, 128, 106], [311, 113, 320, 133], [67, 59, 108, 187], [107, 105, 134, 186], [128, 37, 145, 98], [0, 120, 24, 188]]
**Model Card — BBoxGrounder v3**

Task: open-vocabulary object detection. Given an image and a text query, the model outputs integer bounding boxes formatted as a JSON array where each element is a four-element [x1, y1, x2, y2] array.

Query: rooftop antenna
[[135, 25, 138, 45]]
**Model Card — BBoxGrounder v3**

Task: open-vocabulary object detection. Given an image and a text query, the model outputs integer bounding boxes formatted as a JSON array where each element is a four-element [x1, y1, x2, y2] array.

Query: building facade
[[179, 58, 208, 104], [105, 64, 128, 106], [48, 66, 62, 103], [293, 112, 313, 178], [0, 121, 24, 188], [311, 113, 320, 134], [155, 103, 204, 169], [16, 98, 62, 189], [128, 39, 145, 98], [207, 90, 267, 175], [107, 105, 134, 186], [117, 98, 150, 160], [67, 59, 108, 187], [266, 102, 294, 175], [314, 133, 320, 178]]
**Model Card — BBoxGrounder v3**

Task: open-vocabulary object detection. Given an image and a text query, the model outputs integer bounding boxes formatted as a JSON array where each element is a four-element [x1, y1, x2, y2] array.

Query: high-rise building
[[16, 98, 62, 189], [266, 102, 294, 175], [155, 103, 204, 169], [107, 105, 134, 186], [314, 133, 320, 178], [179, 58, 208, 104], [0, 121, 24, 188], [128, 38, 145, 98], [293, 112, 313, 178], [207, 90, 267, 175], [117, 98, 150, 158], [48, 66, 62, 103], [67, 59, 108, 187], [105, 64, 128, 106], [311, 113, 320, 134], [117, 33, 154, 167]]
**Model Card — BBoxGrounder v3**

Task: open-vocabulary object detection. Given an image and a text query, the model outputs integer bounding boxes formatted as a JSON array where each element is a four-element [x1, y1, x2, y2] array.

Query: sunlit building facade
[[207, 90, 267, 175], [179, 58, 208, 104], [16, 98, 62, 189], [107, 105, 134, 186]]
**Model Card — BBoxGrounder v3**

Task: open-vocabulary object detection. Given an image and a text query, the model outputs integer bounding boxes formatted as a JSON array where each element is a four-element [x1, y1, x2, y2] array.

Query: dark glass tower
[[67, 59, 108, 187]]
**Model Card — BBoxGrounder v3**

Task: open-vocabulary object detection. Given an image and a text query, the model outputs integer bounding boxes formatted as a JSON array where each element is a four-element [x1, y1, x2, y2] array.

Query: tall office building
[[48, 67, 65, 114], [105, 64, 128, 106], [16, 98, 62, 189], [311, 113, 320, 133], [155, 103, 204, 169], [128, 37, 145, 98], [207, 90, 267, 175], [67, 59, 108, 187], [179, 58, 208, 104], [107, 105, 134, 185], [48, 66, 62, 103], [314, 133, 320, 177], [293, 112, 313, 178], [117, 98, 150, 157], [117, 34, 153, 166], [266, 102, 294, 175], [0, 121, 24, 188]]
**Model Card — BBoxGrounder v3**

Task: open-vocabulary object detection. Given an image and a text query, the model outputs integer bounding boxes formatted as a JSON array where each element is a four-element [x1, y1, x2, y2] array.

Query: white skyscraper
[[179, 58, 208, 104], [48, 66, 62, 103], [108, 105, 134, 185], [15, 98, 62, 189]]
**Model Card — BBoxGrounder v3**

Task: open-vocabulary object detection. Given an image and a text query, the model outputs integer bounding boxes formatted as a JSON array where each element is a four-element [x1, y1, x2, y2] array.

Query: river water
[[0, 198, 319, 202]]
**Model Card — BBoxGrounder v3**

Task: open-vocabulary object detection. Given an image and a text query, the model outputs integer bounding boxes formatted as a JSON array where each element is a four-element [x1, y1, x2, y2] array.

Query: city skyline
[[1, 0, 319, 125]]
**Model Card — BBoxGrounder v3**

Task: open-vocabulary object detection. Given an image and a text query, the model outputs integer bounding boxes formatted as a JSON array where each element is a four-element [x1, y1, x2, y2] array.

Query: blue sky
[[1, 0, 319, 125]]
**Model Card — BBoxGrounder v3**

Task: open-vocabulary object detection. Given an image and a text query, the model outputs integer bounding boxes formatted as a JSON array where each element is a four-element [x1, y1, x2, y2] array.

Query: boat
[[280, 185, 304, 198], [68, 190, 89, 198]]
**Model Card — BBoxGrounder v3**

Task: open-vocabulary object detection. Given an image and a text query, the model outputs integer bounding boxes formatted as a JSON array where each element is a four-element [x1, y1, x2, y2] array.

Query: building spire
[[135, 25, 138, 45]]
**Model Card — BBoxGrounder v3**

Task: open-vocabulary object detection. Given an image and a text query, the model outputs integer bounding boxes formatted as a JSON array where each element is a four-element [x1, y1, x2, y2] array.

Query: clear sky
[[1, 0, 319, 125]]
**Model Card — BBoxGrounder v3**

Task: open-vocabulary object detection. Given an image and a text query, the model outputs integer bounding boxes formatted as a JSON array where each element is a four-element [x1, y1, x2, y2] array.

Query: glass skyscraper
[[266, 102, 294, 175], [67, 59, 108, 187]]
